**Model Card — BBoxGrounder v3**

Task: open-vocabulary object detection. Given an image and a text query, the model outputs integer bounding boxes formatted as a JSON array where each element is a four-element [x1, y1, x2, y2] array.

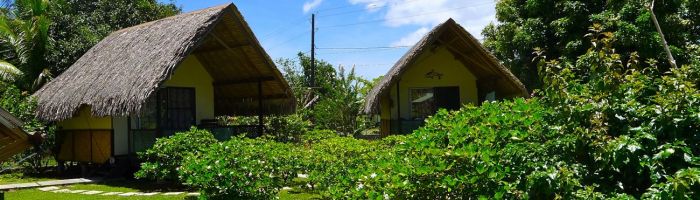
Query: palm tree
[[0, 59, 21, 82], [0, 0, 51, 91]]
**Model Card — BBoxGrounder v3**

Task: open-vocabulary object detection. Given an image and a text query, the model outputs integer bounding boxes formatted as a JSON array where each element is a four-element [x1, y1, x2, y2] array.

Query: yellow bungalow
[[33, 4, 295, 164], [363, 19, 528, 136]]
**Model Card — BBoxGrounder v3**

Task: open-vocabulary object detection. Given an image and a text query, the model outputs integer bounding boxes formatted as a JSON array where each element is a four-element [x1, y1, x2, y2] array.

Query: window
[[159, 87, 196, 136], [131, 96, 157, 130], [409, 87, 461, 120], [130, 87, 195, 153], [410, 88, 435, 120]]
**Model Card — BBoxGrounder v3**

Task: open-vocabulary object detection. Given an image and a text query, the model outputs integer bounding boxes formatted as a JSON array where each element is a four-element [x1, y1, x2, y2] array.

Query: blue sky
[[163, 0, 497, 79]]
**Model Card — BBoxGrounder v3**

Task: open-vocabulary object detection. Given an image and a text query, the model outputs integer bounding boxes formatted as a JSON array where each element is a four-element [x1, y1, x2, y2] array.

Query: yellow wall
[[55, 55, 216, 161], [164, 55, 215, 123], [57, 106, 112, 130], [384, 46, 478, 120]]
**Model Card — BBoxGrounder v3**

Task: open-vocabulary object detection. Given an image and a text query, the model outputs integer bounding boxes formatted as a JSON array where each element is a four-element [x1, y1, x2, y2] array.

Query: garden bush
[[223, 114, 312, 142], [139, 28, 700, 199], [178, 137, 300, 199], [299, 136, 383, 195], [135, 127, 217, 182], [324, 99, 553, 199], [316, 27, 700, 199], [300, 129, 338, 143]]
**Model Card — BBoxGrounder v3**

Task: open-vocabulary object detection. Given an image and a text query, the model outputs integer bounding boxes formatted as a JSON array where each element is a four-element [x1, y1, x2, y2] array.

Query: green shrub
[[135, 127, 217, 182], [325, 99, 552, 199], [179, 137, 300, 199], [319, 27, 700, 199], [223, 114, 311, 142], [300, 129, 338, 143]]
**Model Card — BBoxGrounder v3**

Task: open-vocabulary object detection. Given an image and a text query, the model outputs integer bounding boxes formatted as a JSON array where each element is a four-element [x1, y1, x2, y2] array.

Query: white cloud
[[391, 27, 430, 46], [348, 0, 497, 43], [349, 0, 388, 11], [303, 0, 324, 13]]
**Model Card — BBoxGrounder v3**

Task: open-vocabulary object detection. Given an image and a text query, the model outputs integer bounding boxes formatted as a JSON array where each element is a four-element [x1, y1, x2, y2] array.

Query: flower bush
[[135, 127, 217, 182], [138, 28, 700, 199], [178, 137, 300, 199]]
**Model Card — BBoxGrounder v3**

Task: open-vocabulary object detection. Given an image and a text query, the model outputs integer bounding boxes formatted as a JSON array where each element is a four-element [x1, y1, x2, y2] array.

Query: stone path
[[38, 186, 199, 197]]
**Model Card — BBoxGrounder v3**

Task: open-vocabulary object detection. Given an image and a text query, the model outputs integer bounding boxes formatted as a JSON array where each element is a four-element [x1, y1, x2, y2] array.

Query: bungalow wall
[[162, 56, 215, 122], [380, 46, 478, 135], [56, 107, 113, 163], [56, 55, 215, 163]]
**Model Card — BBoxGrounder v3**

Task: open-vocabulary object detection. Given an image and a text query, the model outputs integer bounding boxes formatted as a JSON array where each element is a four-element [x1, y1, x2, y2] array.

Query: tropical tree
[[47, 0, 180, 74], [0, 0, 51, 91], [0, 60, 20, 82], [482, 0, 700, 90], [277, 53, 377, 135]]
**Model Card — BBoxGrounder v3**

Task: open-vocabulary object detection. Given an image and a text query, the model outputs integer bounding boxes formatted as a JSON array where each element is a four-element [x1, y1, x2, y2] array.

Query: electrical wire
[[266, 30, 311, 50], [317, 45, 411, 50], [260, 16, 310, 41], [317, 1, 494, 29]]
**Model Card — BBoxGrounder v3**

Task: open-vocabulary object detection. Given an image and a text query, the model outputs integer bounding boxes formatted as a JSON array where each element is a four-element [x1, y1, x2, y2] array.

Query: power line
[[317, 2, 494, 29], [317, 45, 411, 50], [317, 0, 425, 18], [314, 0, 383, 12], [260, 16, 310, 41], [266, 30, 311, 50]]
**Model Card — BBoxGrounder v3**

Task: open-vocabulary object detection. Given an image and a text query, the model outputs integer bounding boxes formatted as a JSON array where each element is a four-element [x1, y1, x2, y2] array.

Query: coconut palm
[[0, 59, 20, 82], [0, 0, 51, 91]]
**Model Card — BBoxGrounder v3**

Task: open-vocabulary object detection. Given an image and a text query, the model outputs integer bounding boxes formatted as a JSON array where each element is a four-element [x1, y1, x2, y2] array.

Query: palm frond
[[0, 59, 21, 81]]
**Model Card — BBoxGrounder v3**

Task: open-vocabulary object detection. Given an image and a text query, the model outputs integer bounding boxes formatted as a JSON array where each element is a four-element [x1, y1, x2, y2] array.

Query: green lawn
[[3, 178, 321, 200], [5, 180, 193, 200], [6, 189, 192, 200], [278, 189, 322, 200], [0, 172, 57, 184]]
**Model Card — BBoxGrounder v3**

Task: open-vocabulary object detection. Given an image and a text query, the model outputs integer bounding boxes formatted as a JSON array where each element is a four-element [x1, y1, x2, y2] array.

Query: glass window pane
[[410, 88, 435, 120], [131, 95, 157, 130]]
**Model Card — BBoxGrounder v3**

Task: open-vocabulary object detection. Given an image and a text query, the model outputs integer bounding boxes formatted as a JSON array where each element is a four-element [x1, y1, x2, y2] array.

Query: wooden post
[[257, 79, 263, 136], [311, 14, 316, 87], [396, 80, 401, 135]]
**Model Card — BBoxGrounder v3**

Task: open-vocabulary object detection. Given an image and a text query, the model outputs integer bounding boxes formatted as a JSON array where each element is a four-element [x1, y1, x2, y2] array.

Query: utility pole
[[310, 14, 316, 87]]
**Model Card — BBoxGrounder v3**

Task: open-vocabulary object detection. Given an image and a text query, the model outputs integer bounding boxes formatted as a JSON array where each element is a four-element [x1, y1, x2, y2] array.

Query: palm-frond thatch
[[363, 19, 528, 114], [35, 4, 295, 121], [0, 107, 33, 161]]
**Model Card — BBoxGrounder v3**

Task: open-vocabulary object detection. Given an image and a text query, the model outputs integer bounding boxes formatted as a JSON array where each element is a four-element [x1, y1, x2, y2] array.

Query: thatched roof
[[35, 3, 295, 121], [0, 108, 32, 161], [363, 19, 528, 114]]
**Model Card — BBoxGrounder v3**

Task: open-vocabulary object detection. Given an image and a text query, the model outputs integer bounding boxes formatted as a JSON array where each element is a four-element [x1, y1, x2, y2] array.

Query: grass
[[278, 189, 322, 200], [6, 188, 192, 200], [5, 180, 194, 200], [1, 171, 321, 199], [3, 178, 321, 200], [0, 172, 59, 184], [277, 177, 322, 200]]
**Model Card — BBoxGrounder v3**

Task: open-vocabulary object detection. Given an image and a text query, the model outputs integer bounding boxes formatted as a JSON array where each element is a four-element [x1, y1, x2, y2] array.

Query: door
[[434, 87, 461, 111]]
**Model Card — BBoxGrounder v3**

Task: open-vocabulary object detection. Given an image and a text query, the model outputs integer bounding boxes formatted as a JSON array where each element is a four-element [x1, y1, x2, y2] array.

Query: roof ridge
[[112, 3, 231, 34]]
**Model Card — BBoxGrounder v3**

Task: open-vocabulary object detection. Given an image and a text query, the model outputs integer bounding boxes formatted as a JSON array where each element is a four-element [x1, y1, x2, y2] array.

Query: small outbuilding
[[364, 19, 528, 136], [0, 108, 39, 162], [34, 4, 295, 164]]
